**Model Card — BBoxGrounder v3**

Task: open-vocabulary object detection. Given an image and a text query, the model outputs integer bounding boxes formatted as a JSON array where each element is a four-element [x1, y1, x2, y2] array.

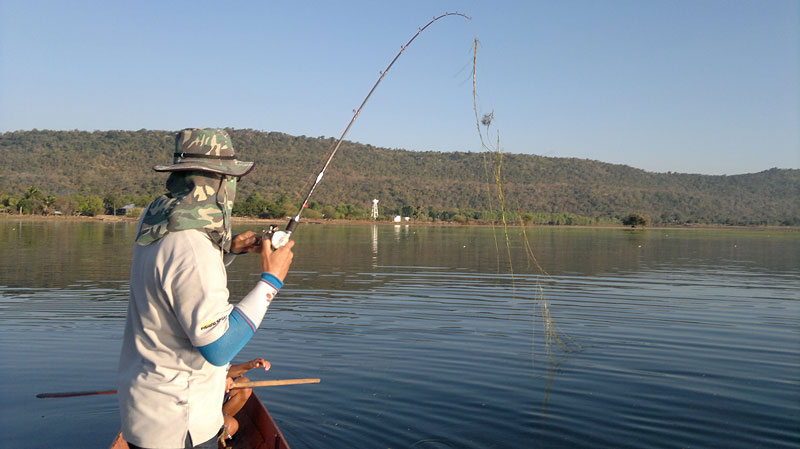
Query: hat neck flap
[[135, 171, 236, 252]]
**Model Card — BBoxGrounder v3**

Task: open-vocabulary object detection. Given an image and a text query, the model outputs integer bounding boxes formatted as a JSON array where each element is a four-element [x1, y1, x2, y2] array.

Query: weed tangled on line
[[471, 38, 577, 364]]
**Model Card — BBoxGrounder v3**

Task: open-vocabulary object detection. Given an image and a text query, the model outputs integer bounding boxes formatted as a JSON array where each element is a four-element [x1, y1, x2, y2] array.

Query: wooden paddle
[[36, 389, 118, 399], [232, 378, 320, 388], [36, 378, 321, 398]]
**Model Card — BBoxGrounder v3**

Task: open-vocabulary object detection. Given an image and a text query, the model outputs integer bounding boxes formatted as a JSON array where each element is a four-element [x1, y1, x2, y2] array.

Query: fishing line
[[471, 37, 578, 366], [262, 12, 471, 249]]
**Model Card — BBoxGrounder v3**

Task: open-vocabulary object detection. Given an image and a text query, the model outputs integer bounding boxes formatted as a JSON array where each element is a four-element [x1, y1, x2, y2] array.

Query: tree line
[[1, 129, 798, 226], [1, 184, 616, 227]]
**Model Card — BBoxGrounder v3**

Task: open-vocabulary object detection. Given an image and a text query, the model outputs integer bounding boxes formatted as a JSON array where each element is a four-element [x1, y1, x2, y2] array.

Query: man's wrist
[[260, 272, 283, 291]]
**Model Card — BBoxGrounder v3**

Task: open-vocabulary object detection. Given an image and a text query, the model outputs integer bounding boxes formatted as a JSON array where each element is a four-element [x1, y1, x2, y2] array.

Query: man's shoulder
[[157, 230, 220, 261], [143, 230, 225, 285], [162, 229, 214, 246]]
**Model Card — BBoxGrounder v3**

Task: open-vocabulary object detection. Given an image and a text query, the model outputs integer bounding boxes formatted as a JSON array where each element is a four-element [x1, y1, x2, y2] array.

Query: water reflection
[[371, 224, 378, 268], [1, 220, 798, 448]]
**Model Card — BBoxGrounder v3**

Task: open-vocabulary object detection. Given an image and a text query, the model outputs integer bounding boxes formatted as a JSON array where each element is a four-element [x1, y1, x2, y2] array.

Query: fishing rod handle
[[285, 217, 299, 234]]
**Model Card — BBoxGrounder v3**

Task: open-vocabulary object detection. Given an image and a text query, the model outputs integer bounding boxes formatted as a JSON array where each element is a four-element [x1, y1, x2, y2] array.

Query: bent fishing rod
[[262, 11, 471, 249]]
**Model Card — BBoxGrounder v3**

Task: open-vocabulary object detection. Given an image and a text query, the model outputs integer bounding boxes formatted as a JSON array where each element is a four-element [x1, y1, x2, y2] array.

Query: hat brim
[[153, 160, 255, 177]]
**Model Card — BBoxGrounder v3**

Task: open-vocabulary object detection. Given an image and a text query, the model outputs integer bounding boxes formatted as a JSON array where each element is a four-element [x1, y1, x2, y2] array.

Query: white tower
[[371, 199, 379, 220]]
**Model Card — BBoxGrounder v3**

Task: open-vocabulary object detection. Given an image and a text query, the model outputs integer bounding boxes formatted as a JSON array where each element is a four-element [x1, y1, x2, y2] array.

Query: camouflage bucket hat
[[153, 128, 255, 177]]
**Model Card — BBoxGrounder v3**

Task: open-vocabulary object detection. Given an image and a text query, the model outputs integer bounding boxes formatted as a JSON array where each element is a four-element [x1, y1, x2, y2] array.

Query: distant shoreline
[[4, 130, 798, 227], [1, 213, 796, 232]]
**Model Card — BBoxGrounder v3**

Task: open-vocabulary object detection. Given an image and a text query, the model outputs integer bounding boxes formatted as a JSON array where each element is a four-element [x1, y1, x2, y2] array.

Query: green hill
[[1, 129, 798, 225]]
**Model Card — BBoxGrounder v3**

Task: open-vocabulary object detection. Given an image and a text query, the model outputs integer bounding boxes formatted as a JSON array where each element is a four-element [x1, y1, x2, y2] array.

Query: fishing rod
[[262, 11, 471, 249]]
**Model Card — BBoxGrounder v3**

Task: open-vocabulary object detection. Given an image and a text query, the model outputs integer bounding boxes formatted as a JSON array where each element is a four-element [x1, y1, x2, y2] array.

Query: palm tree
[[42, 195, 56, 215], [25, 186, 42, 200]]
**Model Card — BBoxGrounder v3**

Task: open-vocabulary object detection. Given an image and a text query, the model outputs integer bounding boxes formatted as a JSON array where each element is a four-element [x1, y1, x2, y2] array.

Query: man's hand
[[230, 231, 261, 255], [228, 358, 271, 379], [260, 238, 294, 282], [246, 358, 270, 371]]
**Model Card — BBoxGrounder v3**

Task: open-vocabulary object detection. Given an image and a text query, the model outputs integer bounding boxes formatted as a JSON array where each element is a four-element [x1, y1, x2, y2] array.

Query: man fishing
[[117, 128, 294, 449]]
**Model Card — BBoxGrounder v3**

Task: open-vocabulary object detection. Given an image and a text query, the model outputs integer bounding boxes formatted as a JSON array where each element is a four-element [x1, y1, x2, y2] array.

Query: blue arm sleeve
[[260, 272, 283, 290], [197, 307, 256, 366]]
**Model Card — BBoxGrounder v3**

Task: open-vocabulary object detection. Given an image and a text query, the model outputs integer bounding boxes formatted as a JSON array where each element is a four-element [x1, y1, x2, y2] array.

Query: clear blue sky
[[1, 0, 797, 175]]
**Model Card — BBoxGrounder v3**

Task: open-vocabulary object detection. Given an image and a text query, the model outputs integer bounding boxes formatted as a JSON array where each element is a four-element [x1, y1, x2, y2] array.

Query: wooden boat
[[109, 392, 290, 449]]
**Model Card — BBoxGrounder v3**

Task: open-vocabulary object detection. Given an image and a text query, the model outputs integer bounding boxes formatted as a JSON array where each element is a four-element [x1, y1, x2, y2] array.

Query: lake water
[[0, 220, 798, 448]]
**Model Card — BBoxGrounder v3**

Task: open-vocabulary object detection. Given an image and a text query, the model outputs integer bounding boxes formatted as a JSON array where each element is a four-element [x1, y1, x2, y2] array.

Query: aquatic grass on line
[[471, 37, 576, 360]]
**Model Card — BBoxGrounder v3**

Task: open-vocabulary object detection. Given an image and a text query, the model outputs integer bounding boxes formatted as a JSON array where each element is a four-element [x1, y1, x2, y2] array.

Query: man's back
[[117, 229, 230, 448]]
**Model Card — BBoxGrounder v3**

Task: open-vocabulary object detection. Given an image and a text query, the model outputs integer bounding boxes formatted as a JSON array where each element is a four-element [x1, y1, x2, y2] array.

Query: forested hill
[[1, 129, 798, 225]]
